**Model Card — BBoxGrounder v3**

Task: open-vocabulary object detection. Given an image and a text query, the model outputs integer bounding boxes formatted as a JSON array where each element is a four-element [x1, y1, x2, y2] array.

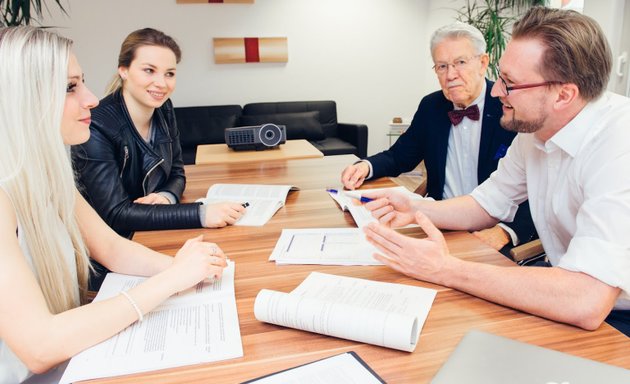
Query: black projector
[[225, 123, 287, 151]]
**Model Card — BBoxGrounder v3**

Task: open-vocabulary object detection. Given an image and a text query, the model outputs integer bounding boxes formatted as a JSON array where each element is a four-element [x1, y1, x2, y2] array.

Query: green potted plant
[[1, 0, 67, 27], [456, 0, 547, 79]]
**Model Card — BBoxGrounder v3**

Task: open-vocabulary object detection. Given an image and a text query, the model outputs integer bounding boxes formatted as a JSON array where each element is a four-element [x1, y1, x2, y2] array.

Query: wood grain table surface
[[88, 154, 630, 383]]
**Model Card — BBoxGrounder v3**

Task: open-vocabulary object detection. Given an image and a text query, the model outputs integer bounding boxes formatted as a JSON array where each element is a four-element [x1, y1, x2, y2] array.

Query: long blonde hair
[[0, 27, 90, 313]]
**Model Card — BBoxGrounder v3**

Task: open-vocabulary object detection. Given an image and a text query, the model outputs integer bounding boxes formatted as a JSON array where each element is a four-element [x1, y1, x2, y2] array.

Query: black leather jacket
[[72, 90, 202, 239]]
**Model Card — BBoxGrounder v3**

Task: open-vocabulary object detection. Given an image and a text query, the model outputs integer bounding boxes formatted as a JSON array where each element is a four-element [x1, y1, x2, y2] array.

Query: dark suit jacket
[[366, 79, 536, 245]]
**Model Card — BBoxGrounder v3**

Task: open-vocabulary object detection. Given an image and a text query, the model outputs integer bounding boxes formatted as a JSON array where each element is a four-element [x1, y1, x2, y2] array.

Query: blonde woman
[[0, 27, 227, 383]]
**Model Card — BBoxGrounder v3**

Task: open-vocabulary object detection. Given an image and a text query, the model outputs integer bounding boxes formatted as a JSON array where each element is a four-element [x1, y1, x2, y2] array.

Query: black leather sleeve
[[72, 127, 202, 239]]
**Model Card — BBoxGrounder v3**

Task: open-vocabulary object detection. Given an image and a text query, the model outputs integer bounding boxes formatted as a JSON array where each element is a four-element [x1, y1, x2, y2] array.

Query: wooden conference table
[[103, 154, 630, 383]]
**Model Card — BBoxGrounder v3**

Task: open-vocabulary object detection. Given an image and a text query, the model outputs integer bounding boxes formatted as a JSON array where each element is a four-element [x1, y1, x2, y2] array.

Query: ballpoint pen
[[326, 188, 374, 203]]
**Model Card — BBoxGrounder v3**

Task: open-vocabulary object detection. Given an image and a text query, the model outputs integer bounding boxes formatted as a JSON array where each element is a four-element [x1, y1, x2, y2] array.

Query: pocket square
[[493, 144, 509, 160]]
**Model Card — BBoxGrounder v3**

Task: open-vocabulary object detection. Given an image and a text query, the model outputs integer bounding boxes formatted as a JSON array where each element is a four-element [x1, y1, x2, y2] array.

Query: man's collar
[[545, 94, 608, 157]]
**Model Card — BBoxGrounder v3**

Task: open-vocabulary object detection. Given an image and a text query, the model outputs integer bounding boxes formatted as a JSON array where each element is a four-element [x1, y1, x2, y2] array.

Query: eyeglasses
[[497, 73, 562, 96], [432, 55, 481, 74]]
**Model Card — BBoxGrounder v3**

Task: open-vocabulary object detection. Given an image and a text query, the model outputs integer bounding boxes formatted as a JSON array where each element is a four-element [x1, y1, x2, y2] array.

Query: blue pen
[[326, 188, 374, 203], [346, 193, 374, 203]]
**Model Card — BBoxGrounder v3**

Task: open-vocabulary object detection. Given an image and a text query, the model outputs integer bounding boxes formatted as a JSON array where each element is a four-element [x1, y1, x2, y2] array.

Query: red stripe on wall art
[[244, 38, 260, 62]]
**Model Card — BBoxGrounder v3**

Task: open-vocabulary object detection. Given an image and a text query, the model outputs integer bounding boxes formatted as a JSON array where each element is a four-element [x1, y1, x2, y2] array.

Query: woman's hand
[[204, 202, 246, 228], [168, 235, 228, 292], [134, 193, 170, 205]]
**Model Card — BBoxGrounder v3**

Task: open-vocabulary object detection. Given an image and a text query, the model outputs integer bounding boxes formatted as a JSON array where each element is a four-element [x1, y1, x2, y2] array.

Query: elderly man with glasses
[[362, 7, 630, 336], [341, 22, 536, 256]]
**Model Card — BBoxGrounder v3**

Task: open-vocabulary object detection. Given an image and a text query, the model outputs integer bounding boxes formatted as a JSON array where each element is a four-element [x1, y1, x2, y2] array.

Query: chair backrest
[[175, 104, 243, 146]]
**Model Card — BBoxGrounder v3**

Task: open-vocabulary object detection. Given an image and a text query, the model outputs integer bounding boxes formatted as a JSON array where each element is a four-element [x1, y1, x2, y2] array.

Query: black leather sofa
[[174, 100, 368, 164]]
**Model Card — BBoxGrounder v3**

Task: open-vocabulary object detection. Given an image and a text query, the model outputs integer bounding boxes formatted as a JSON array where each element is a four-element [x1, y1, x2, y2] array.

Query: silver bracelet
[[120, 291, 144, 323]]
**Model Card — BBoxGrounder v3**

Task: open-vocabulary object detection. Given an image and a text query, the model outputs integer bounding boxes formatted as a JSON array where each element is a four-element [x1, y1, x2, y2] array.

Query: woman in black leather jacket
[[72, 28, 245, 240]]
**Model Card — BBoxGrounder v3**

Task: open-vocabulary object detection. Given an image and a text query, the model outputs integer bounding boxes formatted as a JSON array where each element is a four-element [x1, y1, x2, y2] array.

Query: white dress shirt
[[472, 92, 630, 310], [366, 83, 485, 198], [442, 82, 485, 199]]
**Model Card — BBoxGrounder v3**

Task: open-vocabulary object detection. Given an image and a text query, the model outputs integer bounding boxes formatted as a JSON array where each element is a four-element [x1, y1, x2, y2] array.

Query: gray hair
[[430, 22, 486, 58]]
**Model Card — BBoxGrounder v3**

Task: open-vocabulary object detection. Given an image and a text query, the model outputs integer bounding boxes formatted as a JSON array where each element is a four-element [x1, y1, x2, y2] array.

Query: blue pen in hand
[[346, 193, 374, 203], [326, 188, 374, 203]]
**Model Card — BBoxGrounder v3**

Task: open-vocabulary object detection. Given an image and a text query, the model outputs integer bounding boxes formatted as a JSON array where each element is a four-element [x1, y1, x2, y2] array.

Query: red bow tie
[[448, 104, 480, 126]]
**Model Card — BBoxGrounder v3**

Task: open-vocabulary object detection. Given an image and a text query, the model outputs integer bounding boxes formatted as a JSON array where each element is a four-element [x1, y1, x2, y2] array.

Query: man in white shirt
[[362, 7, 630, 335]]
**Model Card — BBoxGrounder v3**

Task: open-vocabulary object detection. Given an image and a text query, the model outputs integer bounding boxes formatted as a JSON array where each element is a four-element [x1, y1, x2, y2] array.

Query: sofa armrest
[[337, 123, 368, 158]]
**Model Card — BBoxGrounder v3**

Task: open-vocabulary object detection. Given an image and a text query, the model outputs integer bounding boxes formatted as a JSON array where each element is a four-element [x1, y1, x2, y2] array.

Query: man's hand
[[472, 225, 511, 250], [363, 211, 456, 285], [341, 162, 370, 190], [363, 190, 417, 228]]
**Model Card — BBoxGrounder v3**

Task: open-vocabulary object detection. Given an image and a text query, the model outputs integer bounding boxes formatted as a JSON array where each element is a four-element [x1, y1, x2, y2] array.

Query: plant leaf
[[455, 0, 548, 79]]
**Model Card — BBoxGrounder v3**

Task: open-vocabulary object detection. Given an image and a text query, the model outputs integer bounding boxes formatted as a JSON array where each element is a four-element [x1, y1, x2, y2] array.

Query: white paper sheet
[[254, 272, 437, 352], [60, 262, 242, 384], [242, 352, 384, 384], [269, 228, 382, 265]]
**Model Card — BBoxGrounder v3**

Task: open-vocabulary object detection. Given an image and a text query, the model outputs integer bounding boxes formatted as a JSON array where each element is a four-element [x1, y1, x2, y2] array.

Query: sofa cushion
[[311, 137, 358, 156], [239, 111, 326, 141]]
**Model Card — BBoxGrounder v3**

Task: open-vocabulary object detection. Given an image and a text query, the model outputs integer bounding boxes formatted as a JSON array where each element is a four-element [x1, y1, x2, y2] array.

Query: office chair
[[509, 239, 548, 266]]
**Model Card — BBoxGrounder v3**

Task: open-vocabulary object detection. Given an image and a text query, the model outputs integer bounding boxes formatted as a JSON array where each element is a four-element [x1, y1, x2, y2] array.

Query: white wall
[[36, 0, 630, 155], [41, 0, 461, 156], [582, 0, 629, 93]]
